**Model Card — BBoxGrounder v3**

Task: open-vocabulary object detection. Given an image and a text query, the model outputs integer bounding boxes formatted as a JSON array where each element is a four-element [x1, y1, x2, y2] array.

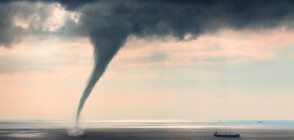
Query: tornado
[[75, 28, 128, 126]]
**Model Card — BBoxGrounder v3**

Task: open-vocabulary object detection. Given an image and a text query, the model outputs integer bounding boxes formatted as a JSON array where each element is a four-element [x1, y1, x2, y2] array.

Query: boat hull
[[214, 134, 240, 138]]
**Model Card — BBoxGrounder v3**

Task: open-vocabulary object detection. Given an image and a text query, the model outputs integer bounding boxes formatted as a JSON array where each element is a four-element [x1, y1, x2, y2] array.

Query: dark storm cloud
[[57, 0, 294, 38], [1, 0, 294, 47]]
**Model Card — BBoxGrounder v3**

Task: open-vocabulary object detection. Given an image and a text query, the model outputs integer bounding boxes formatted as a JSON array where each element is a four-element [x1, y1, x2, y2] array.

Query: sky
[[0, 0, 294, 121]]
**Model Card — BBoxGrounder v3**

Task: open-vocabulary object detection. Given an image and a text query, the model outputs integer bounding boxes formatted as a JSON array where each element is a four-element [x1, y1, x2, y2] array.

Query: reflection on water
[[3, 131, 46, 138]]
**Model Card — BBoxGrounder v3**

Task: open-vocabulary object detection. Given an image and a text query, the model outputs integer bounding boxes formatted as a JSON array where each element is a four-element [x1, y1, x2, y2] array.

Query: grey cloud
[[0, 3, 24, 47], [0, 1, 78, 47], [73, 0, 294, 38], [1, 0, 294, 48]]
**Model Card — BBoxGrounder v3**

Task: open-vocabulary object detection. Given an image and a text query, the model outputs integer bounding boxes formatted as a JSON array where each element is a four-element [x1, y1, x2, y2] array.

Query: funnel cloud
[[76, 26, 128, 124]]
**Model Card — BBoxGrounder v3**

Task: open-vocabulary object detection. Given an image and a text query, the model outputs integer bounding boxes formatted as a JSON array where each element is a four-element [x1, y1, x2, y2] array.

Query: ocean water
[[0, 120, 294, 140], [1, 120, 294, 140]]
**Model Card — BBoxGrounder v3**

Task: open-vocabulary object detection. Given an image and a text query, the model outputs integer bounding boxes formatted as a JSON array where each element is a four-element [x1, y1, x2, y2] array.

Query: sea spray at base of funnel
[[68, 127, 84, 137]]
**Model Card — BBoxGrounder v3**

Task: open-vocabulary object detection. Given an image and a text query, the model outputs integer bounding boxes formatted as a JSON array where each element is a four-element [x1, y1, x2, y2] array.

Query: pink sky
[[1, 27, 294, 121]]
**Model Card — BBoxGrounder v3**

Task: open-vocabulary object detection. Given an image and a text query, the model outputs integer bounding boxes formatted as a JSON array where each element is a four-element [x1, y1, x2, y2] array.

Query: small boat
[[214, 131, 240, 138]]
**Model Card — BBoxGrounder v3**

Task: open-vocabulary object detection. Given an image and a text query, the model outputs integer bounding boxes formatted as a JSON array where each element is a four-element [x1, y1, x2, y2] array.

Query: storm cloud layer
[[1, 0, 294, 47], [1, 0, 294, 125]]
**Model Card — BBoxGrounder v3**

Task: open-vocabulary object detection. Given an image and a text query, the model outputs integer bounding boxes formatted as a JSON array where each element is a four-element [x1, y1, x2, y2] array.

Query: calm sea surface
[[1, 120, 294, 140]]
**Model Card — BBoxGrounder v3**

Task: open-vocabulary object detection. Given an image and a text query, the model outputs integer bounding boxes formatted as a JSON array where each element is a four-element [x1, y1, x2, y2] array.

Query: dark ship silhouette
[[214, 131, 240, 138]]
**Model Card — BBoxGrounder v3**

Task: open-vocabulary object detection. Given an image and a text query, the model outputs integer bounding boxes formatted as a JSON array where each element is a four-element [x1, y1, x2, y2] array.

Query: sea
[[0, 120, 294, 139]]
